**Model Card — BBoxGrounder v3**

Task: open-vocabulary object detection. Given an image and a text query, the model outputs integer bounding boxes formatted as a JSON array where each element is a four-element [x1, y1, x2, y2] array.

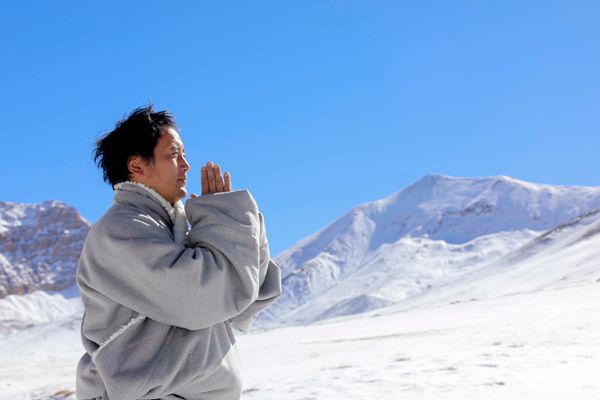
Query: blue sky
[[1, 1, 599, 256]]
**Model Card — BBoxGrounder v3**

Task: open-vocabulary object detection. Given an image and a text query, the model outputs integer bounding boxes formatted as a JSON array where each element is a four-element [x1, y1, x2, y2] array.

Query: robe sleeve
[[77, 189, 264, 331], [228, 211, 282, 332]]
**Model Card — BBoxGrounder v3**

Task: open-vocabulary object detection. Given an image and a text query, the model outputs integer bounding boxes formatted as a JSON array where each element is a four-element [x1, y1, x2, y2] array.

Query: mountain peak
[[413, 173, 521, 188], [0, 199, 91, 298], [40, 199, 69, 208], [414, 173, 454, 185]]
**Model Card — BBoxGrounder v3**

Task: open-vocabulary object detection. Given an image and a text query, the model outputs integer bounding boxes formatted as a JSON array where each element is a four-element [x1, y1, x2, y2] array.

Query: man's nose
[[181, 156, 190, 172]]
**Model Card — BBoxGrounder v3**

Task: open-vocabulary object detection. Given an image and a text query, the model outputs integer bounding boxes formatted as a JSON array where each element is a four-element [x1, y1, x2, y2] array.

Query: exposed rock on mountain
[[0, 200, 90, 298]]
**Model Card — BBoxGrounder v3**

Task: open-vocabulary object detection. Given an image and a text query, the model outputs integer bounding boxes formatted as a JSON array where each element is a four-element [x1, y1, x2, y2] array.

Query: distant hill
[[0, 200, 90, 298]]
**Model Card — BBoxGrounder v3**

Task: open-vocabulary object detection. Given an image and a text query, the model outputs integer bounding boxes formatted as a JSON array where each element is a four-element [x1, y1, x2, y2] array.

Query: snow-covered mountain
[[370, 206, 600, 316], [0, 200, 90, 298], [267, 174, 600, 327]]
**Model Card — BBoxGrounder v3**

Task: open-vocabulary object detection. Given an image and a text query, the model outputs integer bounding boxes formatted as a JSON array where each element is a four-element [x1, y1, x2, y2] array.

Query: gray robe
[[75, 182, 282, 400]]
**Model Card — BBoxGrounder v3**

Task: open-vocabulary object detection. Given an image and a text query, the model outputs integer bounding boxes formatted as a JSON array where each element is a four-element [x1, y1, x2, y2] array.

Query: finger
[[207, 162, 217, 193], [201, 167, 209, 195], [190, 193, 197, 199], [214, 164, 224, 192], [224, 171, 232, 192]]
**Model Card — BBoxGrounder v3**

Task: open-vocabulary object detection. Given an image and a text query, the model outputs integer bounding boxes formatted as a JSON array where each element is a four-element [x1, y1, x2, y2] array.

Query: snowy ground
[[0, 281, 598, 400], [239, 282, 600, 400]]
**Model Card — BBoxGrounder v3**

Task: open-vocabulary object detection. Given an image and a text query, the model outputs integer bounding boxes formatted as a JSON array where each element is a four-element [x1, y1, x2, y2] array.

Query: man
[[75, 105, 282, 400]]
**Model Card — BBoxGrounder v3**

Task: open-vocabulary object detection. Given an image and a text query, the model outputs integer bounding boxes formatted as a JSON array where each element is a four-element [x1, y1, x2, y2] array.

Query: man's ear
[[127, 155, 146, 179]]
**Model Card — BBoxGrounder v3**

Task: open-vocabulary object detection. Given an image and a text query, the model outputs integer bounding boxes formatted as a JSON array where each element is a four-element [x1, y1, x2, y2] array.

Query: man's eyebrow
[[168, 144, 185, 154]]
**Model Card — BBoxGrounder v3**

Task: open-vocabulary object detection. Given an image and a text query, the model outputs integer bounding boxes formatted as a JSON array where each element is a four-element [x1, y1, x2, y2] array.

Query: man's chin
[[173, 187, 187, 203]]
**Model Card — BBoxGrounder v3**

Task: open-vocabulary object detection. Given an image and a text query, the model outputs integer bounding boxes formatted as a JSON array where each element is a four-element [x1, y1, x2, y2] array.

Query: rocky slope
[[0, 200, 90, 298]]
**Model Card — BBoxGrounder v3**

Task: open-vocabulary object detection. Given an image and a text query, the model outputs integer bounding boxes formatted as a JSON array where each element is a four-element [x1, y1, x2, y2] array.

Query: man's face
[[131, 127, 190, 205]]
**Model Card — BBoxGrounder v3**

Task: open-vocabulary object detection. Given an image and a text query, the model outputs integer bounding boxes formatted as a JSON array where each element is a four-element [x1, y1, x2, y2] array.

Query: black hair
[[93, 104, 177, 187]]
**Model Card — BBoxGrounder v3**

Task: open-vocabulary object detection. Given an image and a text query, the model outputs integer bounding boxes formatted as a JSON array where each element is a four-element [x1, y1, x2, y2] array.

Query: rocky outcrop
[[0, 200, 91, 298]]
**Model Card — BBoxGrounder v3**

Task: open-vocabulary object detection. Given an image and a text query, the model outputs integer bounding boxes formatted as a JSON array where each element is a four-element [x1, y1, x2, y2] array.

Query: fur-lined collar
[[113, 181, 188, 245]]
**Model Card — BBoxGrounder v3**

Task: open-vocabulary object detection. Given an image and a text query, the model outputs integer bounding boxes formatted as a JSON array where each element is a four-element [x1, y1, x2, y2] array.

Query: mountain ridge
[[268, 174, 600, 327]]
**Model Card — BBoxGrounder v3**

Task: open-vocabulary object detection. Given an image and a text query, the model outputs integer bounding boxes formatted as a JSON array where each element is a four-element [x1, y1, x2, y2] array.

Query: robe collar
[[113, 181, 188, 245]]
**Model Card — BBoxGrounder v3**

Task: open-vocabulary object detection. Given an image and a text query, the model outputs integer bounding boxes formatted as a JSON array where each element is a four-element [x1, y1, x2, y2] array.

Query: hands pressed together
[[190, 161, 232, 198]]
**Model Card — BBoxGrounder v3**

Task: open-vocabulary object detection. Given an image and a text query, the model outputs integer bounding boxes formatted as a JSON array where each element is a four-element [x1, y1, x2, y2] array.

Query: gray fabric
[[75, 183, 281, 400]]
